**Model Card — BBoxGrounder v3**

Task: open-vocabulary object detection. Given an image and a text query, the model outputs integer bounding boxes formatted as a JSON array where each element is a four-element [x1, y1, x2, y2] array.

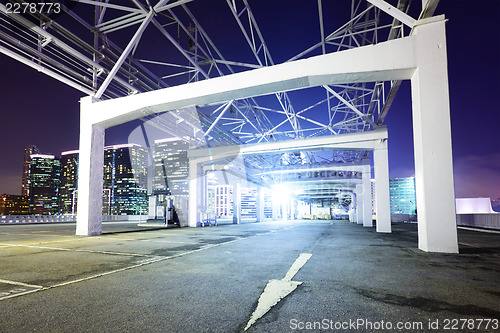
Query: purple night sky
[[0, 0, 499, 201]]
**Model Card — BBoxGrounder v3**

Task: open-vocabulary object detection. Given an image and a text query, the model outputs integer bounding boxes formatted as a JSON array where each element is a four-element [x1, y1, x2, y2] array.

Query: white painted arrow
[[244, 253, 313, 331]]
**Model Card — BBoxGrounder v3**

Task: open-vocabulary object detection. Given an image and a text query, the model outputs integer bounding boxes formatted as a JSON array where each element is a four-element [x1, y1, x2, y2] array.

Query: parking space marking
[[0, 225, 301, 302], [140, 239, 193, 244], [0, 278, 43, 288], [133, 256, 168, 265], [0, 242, 150, 258], [0, 286, 44, 300], [0, 279, 44, 301]]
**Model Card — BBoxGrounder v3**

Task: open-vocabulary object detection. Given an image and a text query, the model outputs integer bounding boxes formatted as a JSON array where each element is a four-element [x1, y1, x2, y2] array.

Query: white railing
[[102, 215, 147, 222], [0, 215, 148, 224], [457, 214, 500, 230], [391, 214, 418, 223], [0, 215, 76, 224]]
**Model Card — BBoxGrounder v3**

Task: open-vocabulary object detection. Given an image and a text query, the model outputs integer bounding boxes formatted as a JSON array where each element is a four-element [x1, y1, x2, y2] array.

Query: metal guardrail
[[0, 215, 148, 224], [3, 214, 498, 230], [457, 214, 500, 230], [391, 214, 418, 223], [0, 215, 76, 224]]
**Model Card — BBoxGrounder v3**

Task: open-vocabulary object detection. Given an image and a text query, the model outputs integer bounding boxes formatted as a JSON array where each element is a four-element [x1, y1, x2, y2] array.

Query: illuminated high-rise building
[[152, 138, 189, 196], [241, 187, 257, 218], [104, 144, 148, 215], [21, 145, 39, 197], [389, 177, 416, 214], [207, 184, 259, 219], [0, 194, 29, 215], [150, 138, 190, 223], [29, 154, 60, 215], [213, 185, 233, 217], [60, 150, 79, 214]]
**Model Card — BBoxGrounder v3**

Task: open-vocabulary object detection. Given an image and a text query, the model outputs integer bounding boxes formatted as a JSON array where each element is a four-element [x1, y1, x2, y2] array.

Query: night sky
[[0, 0, 499, 200]]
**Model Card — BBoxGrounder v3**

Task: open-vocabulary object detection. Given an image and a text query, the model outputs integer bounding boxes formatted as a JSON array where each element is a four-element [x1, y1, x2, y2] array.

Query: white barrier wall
[[0, 215, 147, 224], [0, 215, 76, 224], [457, 214, 500, 230]]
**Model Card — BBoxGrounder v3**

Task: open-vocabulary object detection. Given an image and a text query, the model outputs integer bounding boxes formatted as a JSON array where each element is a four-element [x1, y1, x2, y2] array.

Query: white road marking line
[[284, 253, 313, 281], [0, 236, 135, 247], [21, 238, 87, 245], [0, 279, 43, 288], [200, 244, 217, 249], [139, 239, 193, 244], [0, 279, 44, 301], [133, 256, 167, 265], [0, 232, 71, 237], [245, 253, 313, 331], [0, 243, 149, 258], [0, 287, 44, 301]]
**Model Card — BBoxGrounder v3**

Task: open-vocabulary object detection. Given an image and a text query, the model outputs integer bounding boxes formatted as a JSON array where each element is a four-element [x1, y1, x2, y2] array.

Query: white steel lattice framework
[[0, 0, 457, 253]]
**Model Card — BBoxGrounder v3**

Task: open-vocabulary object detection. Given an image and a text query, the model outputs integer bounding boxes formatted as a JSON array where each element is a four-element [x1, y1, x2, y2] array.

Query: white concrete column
[[148, 196, 157, 219], [232, 182, 241, 224], [282, 198, 288, 222], [76, 96, 104, 236], [374, 141, 391, 233], [188, 159, 201, 227], [355, 184, 363, 224], [256, 187, 265, 222], [362, 164, 373, 227], [272, 195, 280, 220], [348, 193, 356, 223], [411, 19, 458, 253]]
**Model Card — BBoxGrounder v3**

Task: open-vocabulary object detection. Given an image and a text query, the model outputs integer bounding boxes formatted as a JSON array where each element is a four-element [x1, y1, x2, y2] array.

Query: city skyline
[[0, 1, 499, 200], [3, 142, 498, 215], [2, 143, 150, 215]]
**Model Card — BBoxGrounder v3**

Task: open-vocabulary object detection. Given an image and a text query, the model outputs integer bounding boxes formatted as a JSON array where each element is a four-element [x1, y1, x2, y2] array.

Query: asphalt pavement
[[0, 221, 499, 332]]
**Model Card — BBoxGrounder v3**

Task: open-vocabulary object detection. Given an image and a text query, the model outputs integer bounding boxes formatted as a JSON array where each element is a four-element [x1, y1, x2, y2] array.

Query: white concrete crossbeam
[[84, 36, 417, 128], [188, 128, 388, 163]]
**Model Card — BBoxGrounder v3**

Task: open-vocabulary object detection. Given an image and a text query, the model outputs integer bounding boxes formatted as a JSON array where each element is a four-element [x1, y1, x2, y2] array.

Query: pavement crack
[[354, 288, 500, 318]]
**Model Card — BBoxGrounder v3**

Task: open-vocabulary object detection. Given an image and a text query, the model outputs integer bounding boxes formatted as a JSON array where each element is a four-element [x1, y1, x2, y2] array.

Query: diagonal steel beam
[[95, 10, 155, 99], [365, 0, 416, 28], [75, 0, 141, 13], [323, 85, 377, 127], [204, 101, 233, 137], [155, 0, 194, 13]]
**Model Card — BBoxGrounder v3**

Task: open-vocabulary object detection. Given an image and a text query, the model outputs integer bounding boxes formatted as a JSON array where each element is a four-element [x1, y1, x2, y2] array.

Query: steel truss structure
[[1, 0, 460, 253], [0, 0, 438, 174]]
